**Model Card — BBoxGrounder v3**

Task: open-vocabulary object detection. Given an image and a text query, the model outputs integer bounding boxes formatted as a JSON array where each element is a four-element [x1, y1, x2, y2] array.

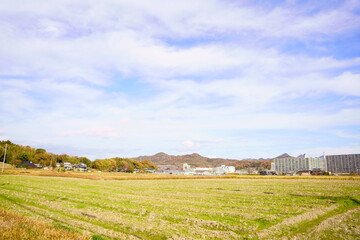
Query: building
[[193, 167, 214, 175], [19, 161, 37, 168], [63, 162, 73, 170], [259, 170, 277, 175], [157, 164, 179, 171], [274, 153, 325, 174], [214, 165, 235, 174], [325, 154, 360, 174], [183, 163, 191, 170], [270, 162, 275, 171], [74, 163, 87, 171], [235, 169, 249, 174], [296, 170, 311, 176], [155, 164, 180, 174], [308, 157, 325, 170]]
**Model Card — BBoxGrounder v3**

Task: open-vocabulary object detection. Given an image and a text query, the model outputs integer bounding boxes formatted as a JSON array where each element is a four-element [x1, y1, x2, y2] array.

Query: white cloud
[[305, 145, 360, 156], [0, 0, 359, 158], [182, 140, 197, 148], [60, 127, 119, 138], [178, 140, 201, 152], [330, 131, 360, 140]]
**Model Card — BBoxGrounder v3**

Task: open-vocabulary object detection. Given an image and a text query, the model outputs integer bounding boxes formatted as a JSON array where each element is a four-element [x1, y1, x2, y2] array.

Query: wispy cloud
[[0, 0, 359, 159], [60, 127, 119, 138]]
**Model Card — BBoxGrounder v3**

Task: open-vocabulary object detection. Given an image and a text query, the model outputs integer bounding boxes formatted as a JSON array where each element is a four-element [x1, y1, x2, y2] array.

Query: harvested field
[[0, 175, 359, 239], [0, 208, 88, 240]]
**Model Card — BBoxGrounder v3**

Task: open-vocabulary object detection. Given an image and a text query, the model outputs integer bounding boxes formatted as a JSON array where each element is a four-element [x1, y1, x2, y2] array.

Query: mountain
[[135, 152, 271, 170], [274, 153, 294, 158]]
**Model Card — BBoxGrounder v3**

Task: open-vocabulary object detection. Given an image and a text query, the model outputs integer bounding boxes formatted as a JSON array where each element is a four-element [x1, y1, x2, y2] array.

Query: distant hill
[[135, 152, 271, 170], [0, 140, 271, 170], [274, 153, 294, 158]]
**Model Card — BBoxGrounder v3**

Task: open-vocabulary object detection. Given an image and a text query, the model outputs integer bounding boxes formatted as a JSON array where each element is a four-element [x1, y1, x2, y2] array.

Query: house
[[74, 163, 87, 171], [259, 170, 267, 175], [297, 170, 311, 176], [63, 162, 73, 170], [259, 170, 277, 175], [310, 168, 324, 175], [19, 161, 37, 168], [117, 167, 129, 172]]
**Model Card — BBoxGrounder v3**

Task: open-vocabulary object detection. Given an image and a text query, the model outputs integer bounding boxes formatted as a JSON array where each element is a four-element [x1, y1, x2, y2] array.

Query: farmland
[[1, 175, 360, 239]]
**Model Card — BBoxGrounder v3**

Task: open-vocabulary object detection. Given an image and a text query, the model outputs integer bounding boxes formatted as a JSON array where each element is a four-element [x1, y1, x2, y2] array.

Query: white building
[[193, 167, 214, 175], [63, 162, 73, 170], [183, 163, 191, 170], [214, 165, 235, 174], [274, 154, 325, 174], [270, 162, 275, 171], [178, 164, 237, 175]]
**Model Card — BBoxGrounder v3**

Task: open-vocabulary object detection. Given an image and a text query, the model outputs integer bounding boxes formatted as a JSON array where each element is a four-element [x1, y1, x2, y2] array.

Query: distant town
[[151, 152, 360, 176], [271, 153, 360, 176], [1, 140, 359, 176]]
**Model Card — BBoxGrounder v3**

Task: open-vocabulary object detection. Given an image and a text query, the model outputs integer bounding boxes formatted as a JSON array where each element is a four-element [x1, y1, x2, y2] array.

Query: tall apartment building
[[325, 154, 360, 174], [274, 154, 325, 174], [270, 162, 275, 171], [309, 157, 325, 169]]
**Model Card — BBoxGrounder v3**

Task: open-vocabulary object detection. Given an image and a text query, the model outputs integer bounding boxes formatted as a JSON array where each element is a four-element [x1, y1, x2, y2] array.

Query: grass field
[[1, 175, 359, 239], [2, 168, 360, 180]]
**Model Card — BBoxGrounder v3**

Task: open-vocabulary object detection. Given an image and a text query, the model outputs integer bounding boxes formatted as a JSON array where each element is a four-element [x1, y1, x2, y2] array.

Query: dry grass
[[1, 175, 359, 239], [0, 163, 15, 169], [0, 208, 89, 240], [1, 168, 359, 181]]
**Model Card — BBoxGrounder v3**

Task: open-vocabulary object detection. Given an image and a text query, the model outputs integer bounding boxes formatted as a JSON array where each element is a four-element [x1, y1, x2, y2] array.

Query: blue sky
[[0, 0, 360, 160]]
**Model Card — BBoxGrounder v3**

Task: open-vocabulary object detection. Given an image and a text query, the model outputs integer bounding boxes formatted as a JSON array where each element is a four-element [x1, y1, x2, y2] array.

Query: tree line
[[0, 140, 156, 172], [0, 140, 92, 167], [93, 158, 156, 172]]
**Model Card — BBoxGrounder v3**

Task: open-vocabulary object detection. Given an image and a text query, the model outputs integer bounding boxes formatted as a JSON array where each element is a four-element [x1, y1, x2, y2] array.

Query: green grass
[[91, 234, 109, 240], [0, 176, 359, 239]]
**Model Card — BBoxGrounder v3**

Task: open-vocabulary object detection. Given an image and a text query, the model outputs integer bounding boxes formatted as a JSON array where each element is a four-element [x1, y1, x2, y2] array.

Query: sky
[[1, 0, 360, 160]]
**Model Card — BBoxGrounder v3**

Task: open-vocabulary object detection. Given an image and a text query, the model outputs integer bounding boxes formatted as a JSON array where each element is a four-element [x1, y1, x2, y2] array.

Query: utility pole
[[2, 144, 8, 173]]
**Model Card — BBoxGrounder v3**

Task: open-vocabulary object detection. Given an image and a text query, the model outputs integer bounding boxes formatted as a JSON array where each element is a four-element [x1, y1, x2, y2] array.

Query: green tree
[[141, 160, 157, 170], [35, 148, 46, 154], [78, 157, 92, 168], [20, 152, 29, 162], [93, 159, 116, 171], [56, 154, 69, 163]]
